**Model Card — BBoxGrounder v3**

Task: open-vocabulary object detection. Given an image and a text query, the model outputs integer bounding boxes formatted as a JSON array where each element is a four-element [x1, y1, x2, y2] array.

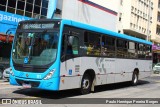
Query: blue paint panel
[[10, 74, 59, 91], [0, 11, 31, 35], [0, 11, 31, 25]]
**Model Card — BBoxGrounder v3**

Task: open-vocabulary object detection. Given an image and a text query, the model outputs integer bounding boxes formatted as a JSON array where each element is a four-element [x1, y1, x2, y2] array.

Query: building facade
[[48, 0, 119, 31], [0, 0, 49, 19], [151, 0, 160, 64], [117, 0, 153, 40], [151, 0, 160, 43]]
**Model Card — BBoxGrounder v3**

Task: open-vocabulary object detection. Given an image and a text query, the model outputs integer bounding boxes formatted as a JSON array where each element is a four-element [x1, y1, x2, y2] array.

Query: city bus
[[10, 19, 152, 94]]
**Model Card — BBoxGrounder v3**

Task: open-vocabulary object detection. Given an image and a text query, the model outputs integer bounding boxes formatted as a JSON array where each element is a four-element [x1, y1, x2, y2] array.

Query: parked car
[[3, 67, 11, 81], [153, 63, 160, 74]]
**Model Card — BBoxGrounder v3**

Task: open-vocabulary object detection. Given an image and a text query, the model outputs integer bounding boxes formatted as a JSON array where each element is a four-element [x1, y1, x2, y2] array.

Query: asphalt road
[[0, 74, 160, 107]]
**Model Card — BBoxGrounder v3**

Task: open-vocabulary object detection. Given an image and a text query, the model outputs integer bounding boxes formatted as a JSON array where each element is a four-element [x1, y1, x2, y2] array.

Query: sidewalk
[[0, 79, 9, 85]]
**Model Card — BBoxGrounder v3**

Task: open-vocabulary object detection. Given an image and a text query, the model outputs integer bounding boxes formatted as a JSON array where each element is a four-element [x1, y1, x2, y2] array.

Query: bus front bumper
[[9, 75, 59, 91]]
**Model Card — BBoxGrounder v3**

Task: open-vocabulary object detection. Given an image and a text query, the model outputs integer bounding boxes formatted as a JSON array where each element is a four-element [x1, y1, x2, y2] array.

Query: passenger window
[[117, 39, 128, 58], [128, 41, 137, 58], [138, 44, 145, 58], [145, 45, 152, 59], [101, 35, 115, 57], [67, 36, 79, 55], [84, 31, 101, 56]]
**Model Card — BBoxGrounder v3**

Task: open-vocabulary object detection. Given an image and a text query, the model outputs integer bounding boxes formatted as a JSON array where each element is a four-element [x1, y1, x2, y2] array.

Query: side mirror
[[68, 36, 74, 45]]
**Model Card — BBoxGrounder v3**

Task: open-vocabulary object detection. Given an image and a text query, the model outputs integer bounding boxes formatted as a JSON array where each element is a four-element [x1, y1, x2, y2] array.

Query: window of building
[[130, 23, 133, 28], [16, 9, 24, 16], [41, 8, 47, 16], [119, 13, 122, 21], [17, 0, 25, 10], [26, 3, 33, 12], [7, 7, 15, 14], [8, 0, 16, 8], [35, 0, 42, 6], [0, 0, 7, 6], [120, 0, 123, 5], [42, 0, 49, 8], [34, 6, 40, 14], [25, 11, 32, 17], [0, 5, 5, 11], [27, 0, 33, 4], [131, 6, 134, 12]]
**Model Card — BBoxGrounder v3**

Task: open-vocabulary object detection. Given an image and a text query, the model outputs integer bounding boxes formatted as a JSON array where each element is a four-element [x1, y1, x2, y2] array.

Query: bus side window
[[145, 45, 152, 59], [84, 31, 100, 56], [67, 36, 79, 55]]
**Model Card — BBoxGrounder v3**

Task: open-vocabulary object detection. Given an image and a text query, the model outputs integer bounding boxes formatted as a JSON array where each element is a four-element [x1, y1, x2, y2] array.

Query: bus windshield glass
[[12, 31, 59, 66]]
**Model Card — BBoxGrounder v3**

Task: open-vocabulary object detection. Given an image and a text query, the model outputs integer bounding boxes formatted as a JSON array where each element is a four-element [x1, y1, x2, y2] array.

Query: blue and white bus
[[10, 19, 152, 94]]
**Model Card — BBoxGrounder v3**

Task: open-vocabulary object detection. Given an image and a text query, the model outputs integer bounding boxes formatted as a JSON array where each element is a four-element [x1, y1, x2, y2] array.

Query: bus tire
[[0, 69, 3, 79], [131, 72, 138, 86], [80, 74, 92, 95]]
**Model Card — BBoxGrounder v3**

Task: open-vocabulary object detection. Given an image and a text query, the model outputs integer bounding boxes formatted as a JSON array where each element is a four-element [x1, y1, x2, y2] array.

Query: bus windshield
[[12, 31, 59, 66]]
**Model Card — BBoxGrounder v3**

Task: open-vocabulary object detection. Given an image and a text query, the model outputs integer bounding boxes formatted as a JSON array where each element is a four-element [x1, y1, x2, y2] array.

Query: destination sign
[[23, 24, 55, 29], [19, 21, 60, 29]]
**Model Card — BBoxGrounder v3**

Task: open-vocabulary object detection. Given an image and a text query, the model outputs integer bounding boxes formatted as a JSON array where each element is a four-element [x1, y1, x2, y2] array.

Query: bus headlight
[[44, 69, 55, 80]]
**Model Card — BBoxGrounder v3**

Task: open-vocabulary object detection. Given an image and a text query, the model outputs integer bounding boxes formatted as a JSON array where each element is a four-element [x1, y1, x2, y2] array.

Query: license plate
[[22, 83, 31, 88]]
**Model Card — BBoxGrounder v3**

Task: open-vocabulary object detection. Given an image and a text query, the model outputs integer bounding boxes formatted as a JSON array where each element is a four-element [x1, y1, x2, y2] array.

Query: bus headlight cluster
[[43, 69, 55, 80]]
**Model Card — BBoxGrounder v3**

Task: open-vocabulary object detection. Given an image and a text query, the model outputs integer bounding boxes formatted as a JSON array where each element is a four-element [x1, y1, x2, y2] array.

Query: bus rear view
[[10, 19, 61, 90]]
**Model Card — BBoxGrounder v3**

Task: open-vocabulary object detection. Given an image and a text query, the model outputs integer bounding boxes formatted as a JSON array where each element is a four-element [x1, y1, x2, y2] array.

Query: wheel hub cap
[[83, 79, 89, 89]]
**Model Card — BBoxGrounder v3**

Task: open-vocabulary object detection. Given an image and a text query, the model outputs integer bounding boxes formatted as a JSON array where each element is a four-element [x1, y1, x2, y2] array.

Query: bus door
[[60, 34, 81, 74]]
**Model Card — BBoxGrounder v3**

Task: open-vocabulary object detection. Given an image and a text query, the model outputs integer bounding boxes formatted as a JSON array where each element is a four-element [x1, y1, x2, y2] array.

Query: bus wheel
[[131, 72, 138, 86], [81, 74, 92, 94], [0, 70, 3, 79]]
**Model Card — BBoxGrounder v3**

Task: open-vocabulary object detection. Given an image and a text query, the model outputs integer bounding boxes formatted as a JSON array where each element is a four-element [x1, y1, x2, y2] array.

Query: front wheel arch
[[80, 70, 95, 94]]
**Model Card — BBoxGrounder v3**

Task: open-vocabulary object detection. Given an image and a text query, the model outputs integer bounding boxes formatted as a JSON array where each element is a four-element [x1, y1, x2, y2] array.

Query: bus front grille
[[15, 79, 40, 88]]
